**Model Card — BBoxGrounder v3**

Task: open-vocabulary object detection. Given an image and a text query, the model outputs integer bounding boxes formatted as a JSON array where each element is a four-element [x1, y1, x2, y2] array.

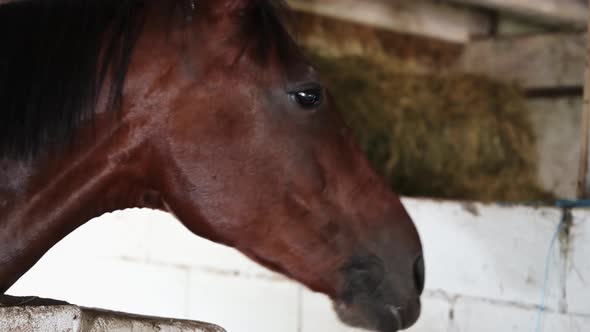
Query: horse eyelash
[[184, 0, 197, 22]]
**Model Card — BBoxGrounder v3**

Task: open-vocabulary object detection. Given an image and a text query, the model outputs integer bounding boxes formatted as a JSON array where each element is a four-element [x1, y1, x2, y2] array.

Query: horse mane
[[0, 0, 288, 160]]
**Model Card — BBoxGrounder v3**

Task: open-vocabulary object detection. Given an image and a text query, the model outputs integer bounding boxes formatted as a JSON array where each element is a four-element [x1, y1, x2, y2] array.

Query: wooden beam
[[577, 0, 590, 198], [445, 0, 588, 27], [455, 33, 586, 90], [286, 0, 491, 43]]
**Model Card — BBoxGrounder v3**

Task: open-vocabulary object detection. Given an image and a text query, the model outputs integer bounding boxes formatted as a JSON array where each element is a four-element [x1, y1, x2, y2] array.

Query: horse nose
[[413, 254, 425, 294]]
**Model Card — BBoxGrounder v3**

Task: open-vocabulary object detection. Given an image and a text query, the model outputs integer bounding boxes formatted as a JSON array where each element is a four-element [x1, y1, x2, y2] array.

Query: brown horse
[[0, 0, 424, 331]]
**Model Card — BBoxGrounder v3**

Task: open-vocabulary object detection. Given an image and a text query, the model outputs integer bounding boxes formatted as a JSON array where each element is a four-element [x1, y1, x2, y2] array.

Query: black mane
[[0, 0, 146, 159], [0, 0, 288, 159]]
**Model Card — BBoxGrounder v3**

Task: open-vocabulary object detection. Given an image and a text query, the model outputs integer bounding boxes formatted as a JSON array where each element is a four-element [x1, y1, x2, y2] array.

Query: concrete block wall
[[6, 199, 590, 332]]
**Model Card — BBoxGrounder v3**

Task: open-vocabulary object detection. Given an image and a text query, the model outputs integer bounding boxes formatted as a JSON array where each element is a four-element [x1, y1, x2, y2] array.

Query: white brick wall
[[567, 210, 590, 316], [6, 199, 590, 332], [406, 200, 564, 309], [188, 271, 299, 332]]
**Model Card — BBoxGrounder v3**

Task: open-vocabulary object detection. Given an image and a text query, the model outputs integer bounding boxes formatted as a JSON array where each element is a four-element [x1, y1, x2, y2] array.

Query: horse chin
[[333, 298, 420, 332]]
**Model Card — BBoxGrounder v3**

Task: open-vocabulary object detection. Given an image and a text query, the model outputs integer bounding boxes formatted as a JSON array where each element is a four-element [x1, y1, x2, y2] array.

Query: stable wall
[[6, 198, 590, 332]]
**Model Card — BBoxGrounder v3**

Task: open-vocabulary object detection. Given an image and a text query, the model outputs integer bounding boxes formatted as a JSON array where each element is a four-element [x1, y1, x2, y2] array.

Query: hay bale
[[310, 53, 551, 202]]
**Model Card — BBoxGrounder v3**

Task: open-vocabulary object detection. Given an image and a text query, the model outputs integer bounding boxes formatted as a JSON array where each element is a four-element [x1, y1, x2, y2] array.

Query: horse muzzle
[[333, 252, 424, 331], [334, 296, 421, 332]]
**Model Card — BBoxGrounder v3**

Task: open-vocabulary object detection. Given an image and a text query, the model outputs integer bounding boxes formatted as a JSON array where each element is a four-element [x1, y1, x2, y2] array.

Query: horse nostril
[[413, 254, 425, 294], [341, 254, 385, 298]]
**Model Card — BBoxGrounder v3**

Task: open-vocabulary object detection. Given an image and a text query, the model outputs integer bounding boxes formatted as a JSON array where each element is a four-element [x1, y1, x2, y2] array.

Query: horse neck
[[0, 112, 162, 293]]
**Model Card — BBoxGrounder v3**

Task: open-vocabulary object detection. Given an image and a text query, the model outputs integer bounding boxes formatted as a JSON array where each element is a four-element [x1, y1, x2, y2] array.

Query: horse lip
[[387, 305, 403, 331], [333, 300, 407, 332]]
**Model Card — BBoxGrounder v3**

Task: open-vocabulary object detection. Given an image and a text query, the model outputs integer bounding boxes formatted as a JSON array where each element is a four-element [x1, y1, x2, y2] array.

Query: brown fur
[[0, 1, 423, 331]]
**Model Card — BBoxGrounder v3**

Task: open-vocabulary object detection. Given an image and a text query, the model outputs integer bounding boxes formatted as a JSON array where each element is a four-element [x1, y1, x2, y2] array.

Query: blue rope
[[534, 199, 590, 332], [534, 213, 564, 332], [479, 199, 590, 331]]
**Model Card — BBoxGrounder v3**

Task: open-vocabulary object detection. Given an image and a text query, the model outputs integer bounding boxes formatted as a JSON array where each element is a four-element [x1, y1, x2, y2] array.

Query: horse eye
[[290, 87, 323, 110]]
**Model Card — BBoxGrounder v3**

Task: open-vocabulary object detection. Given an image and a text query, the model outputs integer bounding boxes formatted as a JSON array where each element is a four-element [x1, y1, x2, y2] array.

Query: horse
[[0, 1, 424, 331]]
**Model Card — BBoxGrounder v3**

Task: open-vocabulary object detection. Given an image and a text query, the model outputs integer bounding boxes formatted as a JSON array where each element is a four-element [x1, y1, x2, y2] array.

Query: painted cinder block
[[187, 269, 299, 332], [40, 209, 152, 262], [8, 258, 189, 319], [543, 312, 590, 332], [450, 297, 590, 332], [449, 298, 537, 332], [9, 200, 590, 332], [144, 210, 281, 279], [402, 198, 565, 310], [567, 210, 590, 316], [406, 294, 452, 332], [300, 288, 452, 332], [60, 208, 278, 279]]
